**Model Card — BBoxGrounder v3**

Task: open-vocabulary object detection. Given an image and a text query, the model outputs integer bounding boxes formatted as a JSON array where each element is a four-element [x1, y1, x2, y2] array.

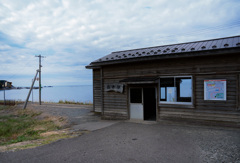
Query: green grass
[[0, 105, 10, 110], [0, 108, 60, 146], [58, 100, 92, 105], [0, 105, 91, 151]]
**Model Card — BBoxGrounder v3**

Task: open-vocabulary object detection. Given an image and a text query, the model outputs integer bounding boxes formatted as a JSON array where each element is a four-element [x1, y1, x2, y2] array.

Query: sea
[[0, 85, 93, 103]]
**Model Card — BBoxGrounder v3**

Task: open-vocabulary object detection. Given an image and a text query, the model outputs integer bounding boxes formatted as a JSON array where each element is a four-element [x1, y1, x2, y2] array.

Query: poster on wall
[[167, 87, 176, 102], [204, 79, 227, 101]]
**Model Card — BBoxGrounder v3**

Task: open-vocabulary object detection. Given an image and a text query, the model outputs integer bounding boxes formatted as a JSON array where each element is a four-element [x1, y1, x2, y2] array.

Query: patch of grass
[[3, 130, 90, 151], [40, 133, 69, 145], [4, 133, 71, 151], [0, 105, 10, 110], [0, 108, 60, 146], [17, 109, 42, 118], [15, 100, 24, 105], [0, 115, 36, 145], [58, 100, 92, 105], [0, 100, 16, 106]]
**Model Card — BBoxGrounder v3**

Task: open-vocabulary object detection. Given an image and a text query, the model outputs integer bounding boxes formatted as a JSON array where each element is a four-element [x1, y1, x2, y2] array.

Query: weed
[[0, 108, 60, 146], [58, 100, 92, 105], [0, 105, 10, 110]]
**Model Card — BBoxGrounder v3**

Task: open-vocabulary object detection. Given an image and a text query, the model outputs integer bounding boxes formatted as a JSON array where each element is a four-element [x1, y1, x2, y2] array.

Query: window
[[130, 88, 142, 103], [159, 76, 192, 104]]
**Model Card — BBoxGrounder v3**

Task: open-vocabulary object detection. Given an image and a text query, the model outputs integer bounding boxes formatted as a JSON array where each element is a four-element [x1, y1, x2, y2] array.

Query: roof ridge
[[112, 35, 240, 53]]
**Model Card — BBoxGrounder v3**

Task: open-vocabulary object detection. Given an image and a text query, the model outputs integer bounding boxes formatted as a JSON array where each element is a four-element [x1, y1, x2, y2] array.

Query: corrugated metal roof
[[87, 35, 240, 68]]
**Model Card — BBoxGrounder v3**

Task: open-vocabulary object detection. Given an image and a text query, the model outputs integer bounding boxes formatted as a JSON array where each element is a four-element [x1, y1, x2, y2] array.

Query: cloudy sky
[[0, 0, 240, 86]]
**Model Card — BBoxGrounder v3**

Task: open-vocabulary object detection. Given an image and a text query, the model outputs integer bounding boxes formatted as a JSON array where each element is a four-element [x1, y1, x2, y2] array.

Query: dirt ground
[[28, 103, 99, 126]]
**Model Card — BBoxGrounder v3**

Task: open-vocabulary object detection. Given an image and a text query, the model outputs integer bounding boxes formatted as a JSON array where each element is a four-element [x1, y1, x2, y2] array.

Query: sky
[[0, 0, 240, 86]]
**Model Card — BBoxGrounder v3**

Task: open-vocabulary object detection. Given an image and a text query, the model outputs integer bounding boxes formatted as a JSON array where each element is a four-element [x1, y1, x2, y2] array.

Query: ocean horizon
[[0, 85, 93, 103]]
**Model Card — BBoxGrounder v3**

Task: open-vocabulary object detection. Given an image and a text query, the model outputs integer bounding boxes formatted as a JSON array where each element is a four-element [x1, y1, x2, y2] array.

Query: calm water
[[0, 85, 93, 103]]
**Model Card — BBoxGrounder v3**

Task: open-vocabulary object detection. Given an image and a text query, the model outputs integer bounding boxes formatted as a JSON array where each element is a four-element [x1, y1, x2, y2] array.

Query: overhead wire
[[159, 20, 240, 40]]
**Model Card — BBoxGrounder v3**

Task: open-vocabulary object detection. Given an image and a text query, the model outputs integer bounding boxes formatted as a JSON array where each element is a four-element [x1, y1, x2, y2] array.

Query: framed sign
[[105, 84, 124, 93], [204, 79, 226, 101]]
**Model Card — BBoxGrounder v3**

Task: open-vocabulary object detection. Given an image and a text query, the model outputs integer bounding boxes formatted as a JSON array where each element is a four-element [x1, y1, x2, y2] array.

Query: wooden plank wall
[[98, 53, 240, 120], [102, 78, 128, 120], [93, 69, 102, 112], [195, 74, 237, 110], [103, 54, 240, 78], [238, 74, 240, 110]]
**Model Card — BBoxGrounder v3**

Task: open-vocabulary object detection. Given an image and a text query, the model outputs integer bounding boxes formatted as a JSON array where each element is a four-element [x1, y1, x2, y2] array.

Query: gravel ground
[[27, 103, 100, 127]]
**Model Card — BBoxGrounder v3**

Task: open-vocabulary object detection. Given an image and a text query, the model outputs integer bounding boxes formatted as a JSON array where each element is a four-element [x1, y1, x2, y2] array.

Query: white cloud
[[0, 0, 240, 86], [0, 44, 11, 50]]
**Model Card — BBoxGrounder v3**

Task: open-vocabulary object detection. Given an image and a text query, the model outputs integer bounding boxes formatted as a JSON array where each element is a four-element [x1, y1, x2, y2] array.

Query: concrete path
[[1, 122, 240, 163]]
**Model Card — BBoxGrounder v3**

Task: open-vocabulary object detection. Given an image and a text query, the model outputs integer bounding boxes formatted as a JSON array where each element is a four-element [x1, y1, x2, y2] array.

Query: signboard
[[204, 79, 226, 101], [105, 84, 124, 93]]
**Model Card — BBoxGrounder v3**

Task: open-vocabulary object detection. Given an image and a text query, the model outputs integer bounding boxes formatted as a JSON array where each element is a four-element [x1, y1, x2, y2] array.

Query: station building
[[86, 35, 240, 126]]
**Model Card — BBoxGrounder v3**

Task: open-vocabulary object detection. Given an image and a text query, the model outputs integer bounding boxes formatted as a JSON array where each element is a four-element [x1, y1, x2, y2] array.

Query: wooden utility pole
[[32, 79, 34, 103], [23, 70, 39, 109], [35, 55, 45, 105]]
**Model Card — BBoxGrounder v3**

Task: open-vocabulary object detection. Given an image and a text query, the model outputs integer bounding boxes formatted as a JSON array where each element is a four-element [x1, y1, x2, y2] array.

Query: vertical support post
[[92, 70, 95, 112], [237, 74, 240, 110], [32, 79, 34, 103], [23, 70, 39, 109], [101, 68, 104, 117], [156, 85, 159, 121], [4, 89, 6, 105], [127, 85, 130, 120], [39, 56, 41, 105]]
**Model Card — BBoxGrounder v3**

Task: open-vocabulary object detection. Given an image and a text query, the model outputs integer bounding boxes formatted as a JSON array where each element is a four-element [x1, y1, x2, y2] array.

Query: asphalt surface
[[1, 122, 240, 163]]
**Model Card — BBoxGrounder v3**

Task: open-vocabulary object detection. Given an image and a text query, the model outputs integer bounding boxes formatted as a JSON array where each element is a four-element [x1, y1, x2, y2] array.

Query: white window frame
[[159, 76, 193, 105]]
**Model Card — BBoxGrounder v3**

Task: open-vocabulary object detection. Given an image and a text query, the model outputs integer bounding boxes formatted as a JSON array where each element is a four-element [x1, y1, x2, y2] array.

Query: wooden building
[[86, 35, 240, 126]]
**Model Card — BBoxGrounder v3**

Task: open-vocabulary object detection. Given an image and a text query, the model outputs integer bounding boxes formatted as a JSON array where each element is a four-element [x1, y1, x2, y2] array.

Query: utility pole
[[35, 55, 45, 105], [32, 79, 34, 103], [23, 70, 39, 109]]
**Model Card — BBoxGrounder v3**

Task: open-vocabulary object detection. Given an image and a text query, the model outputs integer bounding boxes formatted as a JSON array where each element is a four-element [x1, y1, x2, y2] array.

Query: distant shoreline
[[0, 86, 53, 90]]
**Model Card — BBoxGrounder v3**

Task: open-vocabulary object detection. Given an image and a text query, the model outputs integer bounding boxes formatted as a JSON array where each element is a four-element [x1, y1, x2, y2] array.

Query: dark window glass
[[160, 78, 174, 87], [160, 78, 174, 102], [130, 88, 142, 103], [160, 77, 192, 103]]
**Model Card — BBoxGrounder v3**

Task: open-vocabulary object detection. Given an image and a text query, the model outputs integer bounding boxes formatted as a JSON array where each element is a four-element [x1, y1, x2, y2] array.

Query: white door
[[129, 88, 143, 120]]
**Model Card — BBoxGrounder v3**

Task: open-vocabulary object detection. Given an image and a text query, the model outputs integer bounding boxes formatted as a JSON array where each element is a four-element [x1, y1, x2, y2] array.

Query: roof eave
[[86, 47, 240, 68], [85, 65, 101, 69]]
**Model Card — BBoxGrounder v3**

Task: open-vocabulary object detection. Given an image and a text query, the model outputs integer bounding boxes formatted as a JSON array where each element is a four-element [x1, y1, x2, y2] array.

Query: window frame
[[159, 76, 193, 105]]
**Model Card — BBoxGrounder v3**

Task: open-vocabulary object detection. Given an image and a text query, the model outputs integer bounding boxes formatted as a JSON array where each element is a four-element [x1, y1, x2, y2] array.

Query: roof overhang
[[86, 47, 240, 69]]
